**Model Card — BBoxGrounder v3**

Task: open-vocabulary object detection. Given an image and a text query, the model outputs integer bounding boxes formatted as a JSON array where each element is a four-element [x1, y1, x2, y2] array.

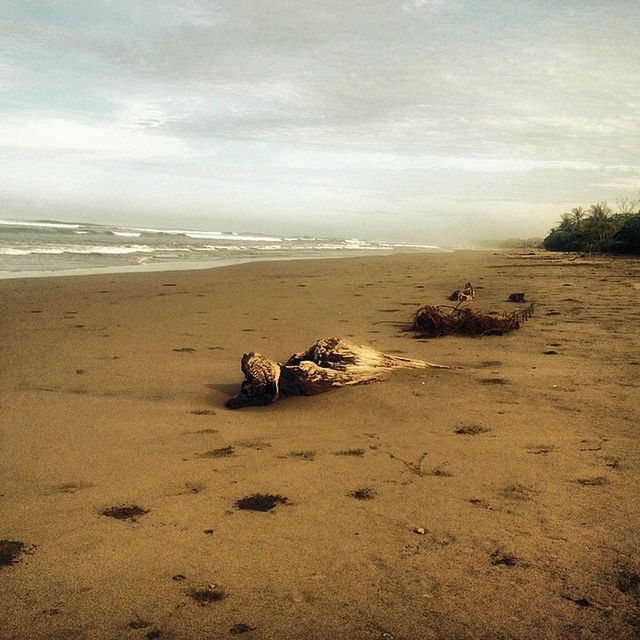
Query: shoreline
[[1, 249, 638, 639], [0, 247, 454, 281]]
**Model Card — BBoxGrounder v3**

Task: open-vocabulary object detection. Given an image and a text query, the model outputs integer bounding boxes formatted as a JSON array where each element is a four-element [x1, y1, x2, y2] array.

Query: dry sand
[[1, 250, 639, 639]]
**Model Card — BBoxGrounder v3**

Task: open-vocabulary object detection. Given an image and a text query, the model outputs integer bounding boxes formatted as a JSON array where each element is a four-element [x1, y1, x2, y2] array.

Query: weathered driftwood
[[226, 337, 450, 409], [409, 303, 534, 338], [449, 282, 475, 302]]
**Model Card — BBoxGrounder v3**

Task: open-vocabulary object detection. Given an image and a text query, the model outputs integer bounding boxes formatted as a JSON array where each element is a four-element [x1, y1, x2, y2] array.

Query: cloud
[[0, 0, 638, 241]]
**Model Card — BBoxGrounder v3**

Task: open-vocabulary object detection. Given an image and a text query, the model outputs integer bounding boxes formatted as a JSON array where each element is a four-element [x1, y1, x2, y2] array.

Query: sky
[[0, 0, 638, 243]]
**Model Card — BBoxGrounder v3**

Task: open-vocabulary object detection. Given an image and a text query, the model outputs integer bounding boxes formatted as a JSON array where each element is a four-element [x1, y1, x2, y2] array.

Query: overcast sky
[[1, 0, 638, 243]]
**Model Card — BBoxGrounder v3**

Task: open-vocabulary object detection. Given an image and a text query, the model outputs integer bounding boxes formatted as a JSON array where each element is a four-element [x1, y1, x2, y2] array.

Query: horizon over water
[[0, 218, 450, 278]]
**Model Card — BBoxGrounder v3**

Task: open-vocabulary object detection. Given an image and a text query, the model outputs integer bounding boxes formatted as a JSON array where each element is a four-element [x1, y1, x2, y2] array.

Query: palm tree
[[559, 212, 574, 232], [570, 206, 586, 230], [586, 202, 614, 244]]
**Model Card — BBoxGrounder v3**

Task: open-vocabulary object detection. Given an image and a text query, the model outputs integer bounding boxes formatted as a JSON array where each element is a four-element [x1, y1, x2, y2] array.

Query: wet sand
[[1, 250, 639, 639]]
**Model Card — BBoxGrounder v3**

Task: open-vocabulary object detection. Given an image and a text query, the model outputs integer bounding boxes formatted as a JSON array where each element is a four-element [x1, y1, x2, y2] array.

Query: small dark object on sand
[[455, 424, 490, 435], [230, 624, 255, 634], [199, 446, 235, 458], [101, 504, 149, 521], [188, 585, 226, 604], [235, 493, 288, 512], [409, 303, 534, 338], [128, 619, 152, 630], [508, 293, 526, 303], [617, 570, 640, 595], [490, 550, 518, 566], [0, 540, 26, 567], [350, 487, 376, 500], [562, 595, 592, 607]]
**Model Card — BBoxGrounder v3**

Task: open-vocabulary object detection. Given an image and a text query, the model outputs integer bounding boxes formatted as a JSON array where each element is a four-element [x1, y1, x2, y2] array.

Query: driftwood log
[[226, 337, 450, 409], [449, 282, 475, 302]]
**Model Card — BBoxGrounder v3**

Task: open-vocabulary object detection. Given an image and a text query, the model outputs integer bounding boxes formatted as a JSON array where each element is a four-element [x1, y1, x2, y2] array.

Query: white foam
[[110, 231, 142, 238], [0, 244, 163, 256], [0, 219, 81, 229], [185, 232, 282, 242]]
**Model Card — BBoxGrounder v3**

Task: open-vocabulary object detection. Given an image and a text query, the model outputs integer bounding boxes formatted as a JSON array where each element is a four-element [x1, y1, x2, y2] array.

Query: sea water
[[0, 219, 446, 278]]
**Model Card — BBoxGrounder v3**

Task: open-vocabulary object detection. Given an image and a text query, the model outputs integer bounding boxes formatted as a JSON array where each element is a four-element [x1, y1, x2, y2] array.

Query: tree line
[[543, 197, 640, 254]]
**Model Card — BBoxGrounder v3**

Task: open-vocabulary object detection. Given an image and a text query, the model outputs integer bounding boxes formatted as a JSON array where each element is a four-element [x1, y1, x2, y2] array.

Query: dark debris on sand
[[188, 584, 226, 604], [490, 550, 518, 566], [617, 570, 640, 596], [230, 623, 255, 634], [235, 493, 288, 512], [455, 424, 490, 435], [101, 504, 149, 521], [349, 487, 377, 500], [0, 540, 27, 567], [335, 449, 365, 457], [128, 619, 152, 630], [199, 446, 235, 458], [577, 476, 610, 486]]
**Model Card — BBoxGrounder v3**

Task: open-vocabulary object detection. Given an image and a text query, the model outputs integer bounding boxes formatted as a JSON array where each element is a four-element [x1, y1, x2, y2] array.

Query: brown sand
[[0, 250, 639, 639]]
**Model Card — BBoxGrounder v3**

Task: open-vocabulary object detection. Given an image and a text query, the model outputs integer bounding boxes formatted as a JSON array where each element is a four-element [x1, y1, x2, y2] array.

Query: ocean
[[0, 219, 446, 278]]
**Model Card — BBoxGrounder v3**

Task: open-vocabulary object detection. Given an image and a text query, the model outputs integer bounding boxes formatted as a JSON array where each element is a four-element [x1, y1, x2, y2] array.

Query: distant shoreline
[[0, 247, 454, 281]]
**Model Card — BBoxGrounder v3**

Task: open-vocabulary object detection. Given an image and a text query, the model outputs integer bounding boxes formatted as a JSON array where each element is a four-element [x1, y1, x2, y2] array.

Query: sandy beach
[[1, 249, 639, 639]]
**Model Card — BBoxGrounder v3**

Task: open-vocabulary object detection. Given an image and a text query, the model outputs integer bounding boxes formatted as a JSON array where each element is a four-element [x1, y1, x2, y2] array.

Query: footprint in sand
[[428, 465, 454, 477], [234, 439, 271, 451], [128, 618, 152, 630], [198, 446, 235, 459], [526, 444, 555, 455], [455, 424, 490, 435], [480, 377, 507, 385], [497, 483, 539, 501], [177, 482, 206, 495], [490, 550, 519, 566], [51, 481, 93, 494], [576, 476, 609, 486], [100, 505, 149, 521], [335, 449, 365, 457], [230, 623, 255, 635], [281, 451, 315, 461]]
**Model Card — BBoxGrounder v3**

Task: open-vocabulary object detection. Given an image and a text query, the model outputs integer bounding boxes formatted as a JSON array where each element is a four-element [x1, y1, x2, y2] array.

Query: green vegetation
[[478, 238, 543, 249], [543, 198, 640, 254]]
